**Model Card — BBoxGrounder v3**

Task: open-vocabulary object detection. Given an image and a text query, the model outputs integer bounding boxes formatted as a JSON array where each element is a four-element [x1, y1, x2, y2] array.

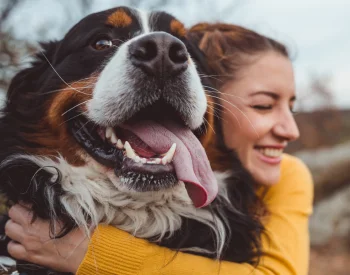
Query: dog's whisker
[[215, 91, 246, 101], [206, 104, 225, 123], [60, 111, 88, 126], [198, 73, 232, 77], [112, 38, 127, 43], [61, 100, 91, 116], [73, 78, 99, 84], [201, 117, 208, 135], [209, 95, 259, 138], [198, 74, 224, 83], [76, 120, 91, 134], [207, 103, 230, 126], [203, 85, 245, 101], [202, 85, 246, 101], [211, 101, 241, 129], [76, 76, 99, 80], [66, 77, 97, 85], [203, 116, 216, 135], [41, 85, 95, 95], [40, 51, 90, 96]]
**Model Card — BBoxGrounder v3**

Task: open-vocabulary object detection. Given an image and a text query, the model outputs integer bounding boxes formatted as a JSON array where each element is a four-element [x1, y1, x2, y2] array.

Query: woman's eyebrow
[[249, 91, 279, 99], [250, 91, 297, 102]]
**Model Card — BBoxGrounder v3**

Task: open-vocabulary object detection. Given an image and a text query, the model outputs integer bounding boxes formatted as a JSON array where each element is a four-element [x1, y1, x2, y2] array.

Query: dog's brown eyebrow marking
[[170, 19, 186, 37], [106, 9, 132, 27]]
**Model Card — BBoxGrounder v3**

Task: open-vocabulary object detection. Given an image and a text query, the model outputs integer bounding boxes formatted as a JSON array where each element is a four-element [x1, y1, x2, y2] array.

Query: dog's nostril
[[129, 33, 189, 77], [169, 43, 188, 64], [133, 41, 158, 62]]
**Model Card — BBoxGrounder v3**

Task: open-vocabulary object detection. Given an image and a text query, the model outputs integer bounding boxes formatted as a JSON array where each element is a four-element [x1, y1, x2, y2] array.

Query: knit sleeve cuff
[[76, 225, 148, 275]]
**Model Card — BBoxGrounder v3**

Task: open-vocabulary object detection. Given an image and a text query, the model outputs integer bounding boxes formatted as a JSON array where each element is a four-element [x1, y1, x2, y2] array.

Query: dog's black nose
[[129, 32, 188, 77]]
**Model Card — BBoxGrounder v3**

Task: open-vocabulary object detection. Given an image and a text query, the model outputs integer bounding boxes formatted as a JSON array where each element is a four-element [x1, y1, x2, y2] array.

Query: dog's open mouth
[[68, 102, 217, 208]]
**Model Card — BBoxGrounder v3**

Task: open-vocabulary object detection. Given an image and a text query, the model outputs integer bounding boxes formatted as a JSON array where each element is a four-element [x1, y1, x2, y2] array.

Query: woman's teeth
[[105, 127, 176, 165], [257, 148, 283, 158]]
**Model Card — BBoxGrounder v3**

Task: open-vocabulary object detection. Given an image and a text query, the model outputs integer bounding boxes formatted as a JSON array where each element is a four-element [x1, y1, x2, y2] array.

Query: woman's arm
[[77, 155, 313, 275]]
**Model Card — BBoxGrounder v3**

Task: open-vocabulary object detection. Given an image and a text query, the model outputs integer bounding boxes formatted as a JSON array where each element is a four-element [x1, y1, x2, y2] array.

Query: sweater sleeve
[[76, 155, 313, 275]]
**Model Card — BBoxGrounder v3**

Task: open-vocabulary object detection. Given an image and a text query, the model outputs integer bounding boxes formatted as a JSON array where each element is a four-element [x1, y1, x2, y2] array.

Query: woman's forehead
[[225, 51, 295, 98]]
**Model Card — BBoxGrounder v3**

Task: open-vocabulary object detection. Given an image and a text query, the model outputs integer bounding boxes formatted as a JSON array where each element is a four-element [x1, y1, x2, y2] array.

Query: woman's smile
[[254, 146, 285, 165]]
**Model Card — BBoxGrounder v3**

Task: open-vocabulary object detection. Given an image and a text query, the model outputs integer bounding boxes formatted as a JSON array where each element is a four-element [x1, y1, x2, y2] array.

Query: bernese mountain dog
[[0, 7, 263, 275]]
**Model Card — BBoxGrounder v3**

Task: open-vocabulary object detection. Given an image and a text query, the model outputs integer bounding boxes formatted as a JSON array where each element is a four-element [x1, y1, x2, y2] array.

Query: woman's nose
[[273, 111, 300, 141]]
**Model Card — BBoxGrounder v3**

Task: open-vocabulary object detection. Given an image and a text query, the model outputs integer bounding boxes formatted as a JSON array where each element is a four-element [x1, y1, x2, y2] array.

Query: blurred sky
[[2, 0, 350, 109]]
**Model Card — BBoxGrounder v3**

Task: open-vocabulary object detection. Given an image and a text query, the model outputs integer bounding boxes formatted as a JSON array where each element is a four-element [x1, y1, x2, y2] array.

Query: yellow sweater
[[77, 154, 313, 275]]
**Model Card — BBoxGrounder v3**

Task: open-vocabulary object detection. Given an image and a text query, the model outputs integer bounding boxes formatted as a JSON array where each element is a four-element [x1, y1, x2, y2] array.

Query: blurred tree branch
[[0, 0, 30, 94], [297, 73, 335, 111], [0, 0, 95, 94], [0, 0, 20, 22]]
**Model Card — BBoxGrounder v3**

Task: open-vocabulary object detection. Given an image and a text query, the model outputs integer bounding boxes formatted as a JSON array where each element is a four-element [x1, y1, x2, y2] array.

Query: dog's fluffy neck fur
[[14, 154, 228, 256]]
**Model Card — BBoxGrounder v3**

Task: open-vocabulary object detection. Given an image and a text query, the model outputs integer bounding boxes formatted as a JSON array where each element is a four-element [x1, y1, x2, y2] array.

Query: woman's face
[[220, 51, 299, 185]]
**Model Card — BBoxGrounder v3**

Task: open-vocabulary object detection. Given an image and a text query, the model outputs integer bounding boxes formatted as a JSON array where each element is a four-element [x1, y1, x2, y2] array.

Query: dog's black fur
[[0, 7, 263, 274]]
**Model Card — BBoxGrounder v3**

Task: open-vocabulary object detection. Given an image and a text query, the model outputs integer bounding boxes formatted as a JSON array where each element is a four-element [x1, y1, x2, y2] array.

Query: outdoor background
[[0, 0, 349, 274]]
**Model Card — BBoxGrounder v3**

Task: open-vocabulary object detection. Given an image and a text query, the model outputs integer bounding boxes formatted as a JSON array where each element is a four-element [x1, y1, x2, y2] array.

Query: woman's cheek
[[250, 114, 273, 140]]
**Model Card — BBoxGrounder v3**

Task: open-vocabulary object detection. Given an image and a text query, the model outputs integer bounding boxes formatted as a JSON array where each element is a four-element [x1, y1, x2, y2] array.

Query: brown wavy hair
[[188, 23, 289, 89], [188, 23, 290, 263]]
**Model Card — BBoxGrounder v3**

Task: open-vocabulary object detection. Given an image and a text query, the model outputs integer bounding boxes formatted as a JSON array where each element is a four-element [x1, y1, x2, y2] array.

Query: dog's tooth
[[155, 158, 162, 164], [124, 141, 137, 159], [140, 158, 147, 164], [135, 156, 141, 163], [161, 157, 168, 165], [110, 132, 118, 144], [161, 143, 176, 165], [106, 127, 113, 139], [116, 139, 124, 149]]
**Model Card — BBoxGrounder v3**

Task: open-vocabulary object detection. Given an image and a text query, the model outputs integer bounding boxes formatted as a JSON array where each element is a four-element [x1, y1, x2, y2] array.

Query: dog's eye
[[93, 39, 113, 50]]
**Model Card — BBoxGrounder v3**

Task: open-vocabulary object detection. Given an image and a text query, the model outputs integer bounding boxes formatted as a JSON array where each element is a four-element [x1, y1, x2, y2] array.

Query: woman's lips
[[254, 146, 283, 165]]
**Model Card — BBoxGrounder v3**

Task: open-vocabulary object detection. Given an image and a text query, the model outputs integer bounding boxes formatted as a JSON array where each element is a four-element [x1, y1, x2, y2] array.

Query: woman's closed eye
[[251, 104, 297, 114], [251, 105, 273, 110]]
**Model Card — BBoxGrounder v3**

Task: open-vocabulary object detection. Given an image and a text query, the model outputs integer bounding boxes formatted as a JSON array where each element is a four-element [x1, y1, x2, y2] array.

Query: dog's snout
[[129, 32, 188, 77]]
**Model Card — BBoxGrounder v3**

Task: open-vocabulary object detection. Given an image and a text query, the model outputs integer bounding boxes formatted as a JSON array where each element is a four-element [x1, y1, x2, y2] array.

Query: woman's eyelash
[[290, 108, 297, 114], [251, 105, 272, 110], [251, 105, 297, 114]]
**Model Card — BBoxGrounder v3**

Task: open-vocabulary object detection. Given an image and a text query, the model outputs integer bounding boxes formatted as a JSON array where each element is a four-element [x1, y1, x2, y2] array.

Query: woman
[[5, 23, 313, 275]]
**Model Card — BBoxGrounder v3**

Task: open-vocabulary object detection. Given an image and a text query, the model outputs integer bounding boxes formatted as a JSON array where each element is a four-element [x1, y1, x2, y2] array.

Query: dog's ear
[[6, 41, 60, 108], [182, 35, 217, 93], [183, 38, 211, 81]]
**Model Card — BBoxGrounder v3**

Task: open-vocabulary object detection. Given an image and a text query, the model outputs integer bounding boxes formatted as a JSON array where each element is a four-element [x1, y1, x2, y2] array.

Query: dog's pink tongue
[[122, 120, 218, 208]]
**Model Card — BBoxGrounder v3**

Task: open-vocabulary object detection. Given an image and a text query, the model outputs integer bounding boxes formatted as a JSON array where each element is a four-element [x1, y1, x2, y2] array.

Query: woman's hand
[[5, 204, 90, 274]]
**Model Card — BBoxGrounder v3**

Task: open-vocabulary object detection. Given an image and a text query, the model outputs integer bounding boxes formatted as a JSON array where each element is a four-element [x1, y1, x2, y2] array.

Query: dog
[[0, 7, 263, 274]]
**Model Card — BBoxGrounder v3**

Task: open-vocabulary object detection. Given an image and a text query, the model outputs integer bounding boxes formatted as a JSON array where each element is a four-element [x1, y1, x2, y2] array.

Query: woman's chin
[[250, 152, 281, 185], [253, 169, 281, 186]]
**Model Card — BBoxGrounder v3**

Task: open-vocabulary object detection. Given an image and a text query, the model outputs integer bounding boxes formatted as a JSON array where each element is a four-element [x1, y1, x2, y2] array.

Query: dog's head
[[1, 7, 218, 209]]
